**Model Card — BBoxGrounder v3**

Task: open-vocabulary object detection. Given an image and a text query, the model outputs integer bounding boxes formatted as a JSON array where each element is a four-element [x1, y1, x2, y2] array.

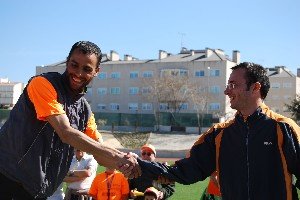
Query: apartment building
[[264, 66, 300, 118], [0, 78, 24, 109], [36, 48, 240, 121]]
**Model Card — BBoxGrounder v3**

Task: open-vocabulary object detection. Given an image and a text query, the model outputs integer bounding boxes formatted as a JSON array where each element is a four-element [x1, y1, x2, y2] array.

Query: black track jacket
[[138, 104, 300, 200]]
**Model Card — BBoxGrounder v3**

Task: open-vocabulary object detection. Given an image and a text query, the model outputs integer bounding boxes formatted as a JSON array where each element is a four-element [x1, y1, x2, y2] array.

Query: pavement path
[[101, 132, 201, 158]]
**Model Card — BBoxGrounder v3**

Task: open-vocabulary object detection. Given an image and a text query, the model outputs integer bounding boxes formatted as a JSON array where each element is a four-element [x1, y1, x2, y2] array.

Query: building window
[[195, 70, 205, 77], [110, 87, 120, 94], [141, 87, 151, 94], [128, 103, 138, 111], [198, 87, 206, 93], [159, 103, 169, 110], [160, 69, 188, 77], [130, 71, 139, 79], [110, 103, 120, 111], [129, 87, 139, 95], [209, 103, 220, 110], [98, 72, 107, 79], [271, 83, 280, 89], [284, 95, 291, 100], [283, 82, 292, 88], [97, 88, 107, 95], [111, 72, 121, 79], [142, 103, 152, 110], [210, 86, 220, 94], [210, 69, 220, 77], [179, 103, 188, 110], [194, 104, 206, 111], [97, 104, 106, 110], [142, 71, 153, 78]]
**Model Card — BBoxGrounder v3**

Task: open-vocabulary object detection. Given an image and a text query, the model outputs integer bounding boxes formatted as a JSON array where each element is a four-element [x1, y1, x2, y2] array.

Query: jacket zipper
[[246, 122, 250, 200], [17, 122, 49, 164]]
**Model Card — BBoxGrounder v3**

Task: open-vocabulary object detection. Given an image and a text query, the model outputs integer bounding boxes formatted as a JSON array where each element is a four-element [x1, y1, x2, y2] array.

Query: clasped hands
[[117, 152, 174, 184], [117, 152, 141, 179]]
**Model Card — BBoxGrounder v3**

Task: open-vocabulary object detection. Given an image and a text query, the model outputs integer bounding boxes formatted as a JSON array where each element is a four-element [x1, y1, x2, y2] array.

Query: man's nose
[[224, 87, 229, 95], [75, 68, 83, 76]]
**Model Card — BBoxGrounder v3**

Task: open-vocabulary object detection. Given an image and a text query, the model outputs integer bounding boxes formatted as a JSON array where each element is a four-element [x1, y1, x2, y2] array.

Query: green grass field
[[97, 164, 300, 199], [96, 165, 208, 200], [63, 163, 298, 199]]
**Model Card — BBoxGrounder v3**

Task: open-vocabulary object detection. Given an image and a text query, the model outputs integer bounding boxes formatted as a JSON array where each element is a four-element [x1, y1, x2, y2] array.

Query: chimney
[[159, 50, 168, 59], [275, 66, 284, 74], [190, 50, 195, 56], [205, 48, 213, 58], [124, 54, 133, 61], [232, 50, 240, 64], [110, 50, 119, 61]]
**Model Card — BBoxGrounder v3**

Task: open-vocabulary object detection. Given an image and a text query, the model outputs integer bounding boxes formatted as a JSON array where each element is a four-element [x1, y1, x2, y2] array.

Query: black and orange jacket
[[138, 103, 300, 200], [0, 72, 100, 198]]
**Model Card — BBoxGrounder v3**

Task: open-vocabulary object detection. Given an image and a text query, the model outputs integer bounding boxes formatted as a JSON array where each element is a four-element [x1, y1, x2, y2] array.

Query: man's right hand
[[117, 153, 141, 179]]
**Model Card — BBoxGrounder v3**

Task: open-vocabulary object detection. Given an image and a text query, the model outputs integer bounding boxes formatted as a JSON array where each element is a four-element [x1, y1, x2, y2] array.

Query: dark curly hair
[[66, 41, 102, 68], [231, 62, 270, 99]]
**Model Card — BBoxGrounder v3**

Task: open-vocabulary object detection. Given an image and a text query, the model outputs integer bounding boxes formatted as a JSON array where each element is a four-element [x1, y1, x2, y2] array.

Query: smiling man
[[137, 62, 300, 200], [0, 41, 141, 199]]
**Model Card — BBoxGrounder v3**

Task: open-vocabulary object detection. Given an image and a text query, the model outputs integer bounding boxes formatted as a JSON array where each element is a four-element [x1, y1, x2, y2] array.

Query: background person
[[89, 167, 129, 200], [200, 171, 221, 200], [64, 149, 98, 200], [129, 144, 174, 200], [143, 187, 163, 200], [136, 62, 300, 200], [0, 41, 140, 199]]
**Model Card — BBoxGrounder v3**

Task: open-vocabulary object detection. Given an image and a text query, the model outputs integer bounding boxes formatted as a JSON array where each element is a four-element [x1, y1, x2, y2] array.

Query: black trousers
[[0, 172, 46, 200]]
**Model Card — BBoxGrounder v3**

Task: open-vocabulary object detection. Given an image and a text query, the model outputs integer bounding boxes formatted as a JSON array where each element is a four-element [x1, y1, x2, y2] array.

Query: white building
[[36, 48, 240, 120], [264, 66, 300, 118], [0, 78, 24, 109], [35, 47, 300, 131]]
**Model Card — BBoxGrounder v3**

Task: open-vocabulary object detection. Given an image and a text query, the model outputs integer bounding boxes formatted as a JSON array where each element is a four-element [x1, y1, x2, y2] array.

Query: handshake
[[117, 152, 141, 179], [93, 143, 174, 183]]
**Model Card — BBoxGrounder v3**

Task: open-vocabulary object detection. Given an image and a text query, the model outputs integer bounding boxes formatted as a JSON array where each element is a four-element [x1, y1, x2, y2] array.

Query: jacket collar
[[236, 103, 267, 124]]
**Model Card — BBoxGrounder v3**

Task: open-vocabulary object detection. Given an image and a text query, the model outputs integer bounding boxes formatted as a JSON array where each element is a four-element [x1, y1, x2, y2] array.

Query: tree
[[285, 94, 300, 122], [141, 72, 208, 130]]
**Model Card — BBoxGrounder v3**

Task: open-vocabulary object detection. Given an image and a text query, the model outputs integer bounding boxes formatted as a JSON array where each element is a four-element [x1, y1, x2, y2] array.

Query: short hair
[[231, 62, 270, 99], [66, 41, 102, 68]]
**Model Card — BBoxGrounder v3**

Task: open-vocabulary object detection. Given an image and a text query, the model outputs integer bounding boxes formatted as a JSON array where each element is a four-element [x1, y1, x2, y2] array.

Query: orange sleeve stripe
[[277, 123, 292, 200], [262, 103, 300, 142], [84, 114, 102, 141], [27, 76, 65, 121]]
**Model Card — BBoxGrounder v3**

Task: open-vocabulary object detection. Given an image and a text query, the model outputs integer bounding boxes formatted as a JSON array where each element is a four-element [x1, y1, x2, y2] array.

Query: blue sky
[[0, 0, 299, 83]]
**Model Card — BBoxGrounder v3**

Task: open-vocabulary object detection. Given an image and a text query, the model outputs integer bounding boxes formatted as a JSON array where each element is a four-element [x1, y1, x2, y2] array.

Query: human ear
[[252, 82, 261, 92]]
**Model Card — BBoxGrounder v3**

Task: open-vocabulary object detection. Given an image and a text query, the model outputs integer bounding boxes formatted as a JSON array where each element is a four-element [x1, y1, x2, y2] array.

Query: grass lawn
[[97, 162, 300, 199], [96, 164, 209, 200], [63, 159, 299, 199]]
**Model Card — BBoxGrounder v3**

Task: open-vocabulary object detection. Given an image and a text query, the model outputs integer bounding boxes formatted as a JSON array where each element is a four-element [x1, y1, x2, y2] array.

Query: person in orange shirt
[[200, 171, 221, 200], [89, 167, 129, 200]]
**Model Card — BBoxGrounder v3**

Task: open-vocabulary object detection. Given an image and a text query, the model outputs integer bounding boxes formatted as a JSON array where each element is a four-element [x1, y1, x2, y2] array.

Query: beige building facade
[[36, 48, 240, 121], [264, 66, 300, 118], [0, 78, 24, 109], [36, 48, 300, 123]]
